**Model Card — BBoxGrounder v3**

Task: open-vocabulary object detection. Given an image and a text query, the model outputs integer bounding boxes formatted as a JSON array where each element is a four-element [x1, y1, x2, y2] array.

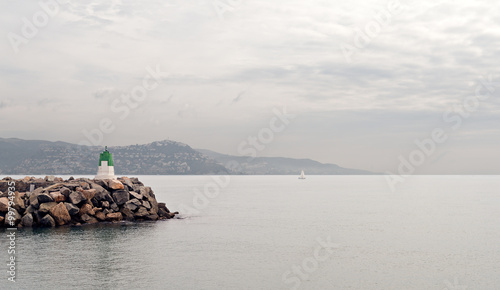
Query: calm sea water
[[1, 175, 499, 289]]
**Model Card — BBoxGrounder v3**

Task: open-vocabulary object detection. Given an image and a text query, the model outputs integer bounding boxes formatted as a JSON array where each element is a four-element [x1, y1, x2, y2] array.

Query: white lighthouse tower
[[95, 146, 116, 180]]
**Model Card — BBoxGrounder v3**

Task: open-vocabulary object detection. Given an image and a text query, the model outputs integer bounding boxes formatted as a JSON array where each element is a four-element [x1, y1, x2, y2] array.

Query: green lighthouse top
[[98, 146, 114, 166]]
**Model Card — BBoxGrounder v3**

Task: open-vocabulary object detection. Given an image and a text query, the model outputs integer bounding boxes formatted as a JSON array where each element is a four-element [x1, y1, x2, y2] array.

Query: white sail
[[299, 170, 306, 179]]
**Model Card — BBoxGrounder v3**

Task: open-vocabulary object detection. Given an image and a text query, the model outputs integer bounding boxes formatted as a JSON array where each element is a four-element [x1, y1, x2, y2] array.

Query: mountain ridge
[[0, 137, 374, 175], [196, 149, 375, 175]]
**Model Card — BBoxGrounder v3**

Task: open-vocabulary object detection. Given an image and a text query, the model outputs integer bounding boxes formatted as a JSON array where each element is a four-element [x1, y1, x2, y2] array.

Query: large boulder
[[80, 214, 93, 223], [108, 180, 124, 190], [110, 203, 119, 212], [37, 193, 54, 204], [25, 205, 37, 214], [32, 210, 46, 224], [112, 190, 129, 206], [82, 189, 97, 200], [29, 193, 40, 209], [139, 187, 150, 198], [86, 217, 99, 224], [158, 207, 169, 218], [146, 195, 158, 215], [93, 179, 109, 189], [79, 204, 95, 216], [39, 202, 58, 214], [106, 212, 123, 222], [158, 203, 170, 213], [119, 177, 134, 190], [130, 177, 141, 184], [49, 203, 71, 226], [69, 191, 86, 205], [0, 197, 8, 212], [90, 182, 107, 196], [79, 181, 90, 190], [123, 200, 139, 211], [120, 208, 135, 221], [129, 191, 143, 200], [146, 214, 158, 221], [95, 190, 113, 203], [21, 213, 33, 227], [49, 192, 66, 203], [60, 187, 71, 197], [64, 203, 80, 216], [134, 207, 149, 218], [39, 214, 56, 227], [95, 211, 106, 221]]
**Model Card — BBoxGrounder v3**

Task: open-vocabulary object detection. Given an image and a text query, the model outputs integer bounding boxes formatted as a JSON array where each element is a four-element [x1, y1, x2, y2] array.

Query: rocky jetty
[[0, 176, 177, 228]]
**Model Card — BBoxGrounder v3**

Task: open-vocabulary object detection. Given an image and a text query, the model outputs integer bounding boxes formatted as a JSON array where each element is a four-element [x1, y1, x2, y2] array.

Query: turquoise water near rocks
[[1, 175, 499, 289]]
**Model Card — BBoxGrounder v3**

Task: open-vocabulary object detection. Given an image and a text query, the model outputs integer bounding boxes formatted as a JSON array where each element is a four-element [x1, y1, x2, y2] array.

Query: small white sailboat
[[298, 170, 306, 179]]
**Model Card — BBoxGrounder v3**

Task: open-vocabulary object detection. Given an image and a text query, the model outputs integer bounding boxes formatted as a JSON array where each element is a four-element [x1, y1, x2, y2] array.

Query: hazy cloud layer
[[1, 0, 499, 173]]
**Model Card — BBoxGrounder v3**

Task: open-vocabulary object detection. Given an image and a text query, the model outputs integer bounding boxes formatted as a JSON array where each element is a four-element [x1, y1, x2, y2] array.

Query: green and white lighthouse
[[95, 146, 116, 180]]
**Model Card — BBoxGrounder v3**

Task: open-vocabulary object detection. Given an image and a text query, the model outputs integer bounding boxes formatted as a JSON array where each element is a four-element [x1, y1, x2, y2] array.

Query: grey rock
[[120, 207, 135, 221], [69, 191, 86, 205], [147, 195, 158, 215], [60, 187, 71, 197], [112, 190, 129, 206], [37, 193, 54, 204], [158, 202, 170, 213], [132, 184, 142, 192], [123, 200, 139, 211], [39, 202, 57, 214], [129, 191, 143, 200], [134, 206, 149, 218], [90, 182, 107, 195], [145, 214, 158, 221], [142, 200, 151, 210], [110, 203, 119, 212], [158, 207, 169, 218], [21, 213, 33, 227], [26, 205, 37, 214], [39, 214, 56, 227], [80, 214, 92, 222], [139, 187, 150, 198], [64, 203, 80, 216]]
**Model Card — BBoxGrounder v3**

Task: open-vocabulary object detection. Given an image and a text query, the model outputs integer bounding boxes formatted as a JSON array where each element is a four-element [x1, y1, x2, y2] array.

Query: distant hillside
[[196, 149, 374, 175], [0, 138, 228, 175]]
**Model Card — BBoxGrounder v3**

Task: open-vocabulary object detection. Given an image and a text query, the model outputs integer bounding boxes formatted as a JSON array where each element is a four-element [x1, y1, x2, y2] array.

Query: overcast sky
[[1, 0, 499, 174]]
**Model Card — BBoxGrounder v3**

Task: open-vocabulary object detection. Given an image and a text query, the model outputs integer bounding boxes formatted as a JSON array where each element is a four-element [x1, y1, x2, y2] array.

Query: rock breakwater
[[0, 176, 177, 228]]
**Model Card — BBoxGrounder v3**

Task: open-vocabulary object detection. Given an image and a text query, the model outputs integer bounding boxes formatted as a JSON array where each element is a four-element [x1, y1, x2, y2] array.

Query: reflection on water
[[2, 222, 163, 289], [1, 176, 499, 289]]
